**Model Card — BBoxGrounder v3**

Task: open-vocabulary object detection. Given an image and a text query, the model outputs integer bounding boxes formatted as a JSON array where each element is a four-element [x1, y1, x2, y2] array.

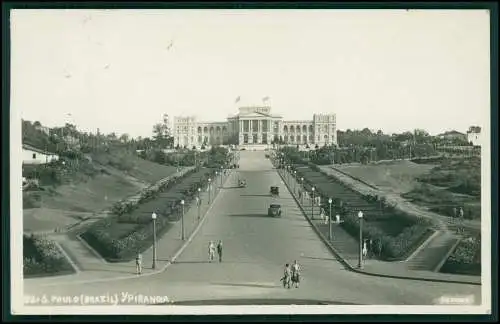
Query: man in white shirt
[[291, 260, 301, 288]]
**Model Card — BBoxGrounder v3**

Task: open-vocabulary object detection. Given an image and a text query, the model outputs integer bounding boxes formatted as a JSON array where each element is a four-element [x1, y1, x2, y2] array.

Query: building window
[[253, 133, 258, 143], [243, 134, 249, 144], [252, 120, 259, 132], [262, 133, 268, 144], [32, 153, 36, 159]]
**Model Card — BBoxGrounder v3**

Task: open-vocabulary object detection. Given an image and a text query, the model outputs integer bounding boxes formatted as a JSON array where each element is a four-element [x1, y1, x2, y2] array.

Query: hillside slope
[[23, 150, 177, 233]]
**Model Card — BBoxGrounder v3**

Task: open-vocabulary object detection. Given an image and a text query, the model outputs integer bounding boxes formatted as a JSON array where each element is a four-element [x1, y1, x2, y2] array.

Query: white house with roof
[[23, 144, 59, 165], [467, 126, 482, 146]]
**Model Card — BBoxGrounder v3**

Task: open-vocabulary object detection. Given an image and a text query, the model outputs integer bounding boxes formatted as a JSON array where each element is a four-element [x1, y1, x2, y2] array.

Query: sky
[[11, 9, 491, 138]]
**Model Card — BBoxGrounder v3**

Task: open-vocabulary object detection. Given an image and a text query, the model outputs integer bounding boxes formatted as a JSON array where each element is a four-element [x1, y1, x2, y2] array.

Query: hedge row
[[110, 168, 194, 216], [23, 234, 75, 277], [283, 161, 433, 261], [440, 236, 481, 276]]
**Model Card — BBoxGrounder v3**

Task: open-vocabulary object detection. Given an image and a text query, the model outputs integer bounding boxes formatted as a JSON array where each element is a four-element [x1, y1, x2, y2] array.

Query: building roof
[[22, 143, 57, 156], [437, 130, 466, 136]]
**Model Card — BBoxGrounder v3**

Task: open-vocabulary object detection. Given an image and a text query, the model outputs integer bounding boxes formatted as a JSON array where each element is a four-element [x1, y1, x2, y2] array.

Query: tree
[[119, 133, 129, 143]]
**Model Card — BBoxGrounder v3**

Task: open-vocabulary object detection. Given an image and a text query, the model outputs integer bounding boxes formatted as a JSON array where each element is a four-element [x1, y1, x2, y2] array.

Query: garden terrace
[[81, 168, 217, 262], [440, 235, 481, 276], [291, 164, 432, 261], [23, 234, 75, 277]]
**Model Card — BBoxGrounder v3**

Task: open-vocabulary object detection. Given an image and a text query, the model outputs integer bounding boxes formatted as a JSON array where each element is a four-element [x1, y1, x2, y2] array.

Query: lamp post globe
[[151, 212, 157, 220]]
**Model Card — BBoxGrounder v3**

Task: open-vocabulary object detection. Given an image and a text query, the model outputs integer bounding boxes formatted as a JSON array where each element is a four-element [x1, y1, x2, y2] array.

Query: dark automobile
[[270, 186, 279, 196], [268, 204, 282, 217], [238, 179, 246, 187]]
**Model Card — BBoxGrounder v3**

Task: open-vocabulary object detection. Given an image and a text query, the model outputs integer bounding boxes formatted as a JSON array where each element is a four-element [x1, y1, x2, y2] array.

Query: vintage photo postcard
[[8, 7, 493, 316]]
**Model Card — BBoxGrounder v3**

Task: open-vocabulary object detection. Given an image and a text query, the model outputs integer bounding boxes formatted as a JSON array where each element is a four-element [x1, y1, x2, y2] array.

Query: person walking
[[376, 238, 383, 258], [208, 241, 216, 263], [217, 240, 223, 262], [282, 263, 291, 289], [291, 260, 301, 288], [135, 252, 142, 275]]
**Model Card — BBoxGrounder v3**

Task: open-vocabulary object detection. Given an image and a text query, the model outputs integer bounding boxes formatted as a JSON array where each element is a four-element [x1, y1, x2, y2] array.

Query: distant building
[[467, 126, 482, 146], [437, 130, 467, 142], [173, 105, 337, 149], [23, 144, 59, 165]]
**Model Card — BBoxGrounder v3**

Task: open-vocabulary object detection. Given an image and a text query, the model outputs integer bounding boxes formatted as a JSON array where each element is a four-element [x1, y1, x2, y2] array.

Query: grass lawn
[[334, 160, 436, 195], [23, 235, 75, 278], [91, 150, 178, 184], [36, 173, 144, 213]]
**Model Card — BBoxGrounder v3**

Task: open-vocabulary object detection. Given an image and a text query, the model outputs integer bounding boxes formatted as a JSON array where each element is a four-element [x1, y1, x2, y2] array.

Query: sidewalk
[[277, 167, 480, 286], [25, 168, 233, 286]]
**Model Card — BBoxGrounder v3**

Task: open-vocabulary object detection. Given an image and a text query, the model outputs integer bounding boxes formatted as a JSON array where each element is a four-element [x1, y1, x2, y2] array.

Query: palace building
[[173, 106, 337, 148]]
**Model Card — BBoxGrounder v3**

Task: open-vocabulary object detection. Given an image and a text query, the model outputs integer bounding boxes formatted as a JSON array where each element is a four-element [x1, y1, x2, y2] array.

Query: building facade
[[467, 126, 482, 146], [173, 106, 337, 148]]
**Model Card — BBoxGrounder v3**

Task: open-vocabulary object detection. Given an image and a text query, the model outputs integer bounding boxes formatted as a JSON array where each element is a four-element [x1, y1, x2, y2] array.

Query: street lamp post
[[293, 170, 297, 193], [215, 171, 218, 192], [181, 200, 185, 240], [328, 198, 333, 241], [208, 178, 212, 204], [358, 211, 364, 269], [311, 187, 315, 219], [197, 187, 201, 220], [151, 212, 157, 269], [220, 166, 223, 188], [300, 177, 304, 204]]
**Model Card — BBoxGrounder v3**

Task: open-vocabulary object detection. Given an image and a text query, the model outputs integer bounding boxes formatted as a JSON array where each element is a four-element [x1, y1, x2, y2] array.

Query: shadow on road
[[210, 282, 278, 289], [228, 213, 271, 218], [172, 260, 211, 264], [301, 256, 337, 261], [239, 194, 272, 198], [222, 186, 244, 189]]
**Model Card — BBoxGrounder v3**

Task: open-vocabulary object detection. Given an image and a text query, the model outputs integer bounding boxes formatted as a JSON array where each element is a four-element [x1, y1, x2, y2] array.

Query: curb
[[53, 240, 81, 274], [277, 169, 481, 286]]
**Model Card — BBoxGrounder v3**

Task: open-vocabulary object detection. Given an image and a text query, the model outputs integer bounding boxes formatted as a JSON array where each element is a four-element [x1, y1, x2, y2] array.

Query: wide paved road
[[23, 151, 481, 306]]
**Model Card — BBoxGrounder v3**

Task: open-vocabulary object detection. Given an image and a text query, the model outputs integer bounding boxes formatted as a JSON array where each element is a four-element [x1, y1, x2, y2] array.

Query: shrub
[[23, 234, 74, 276]]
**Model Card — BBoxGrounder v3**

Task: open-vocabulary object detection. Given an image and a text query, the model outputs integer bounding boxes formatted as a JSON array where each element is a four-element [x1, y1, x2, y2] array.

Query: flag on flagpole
[[235, 96, 241, 103], [262, 96, 270, 104]]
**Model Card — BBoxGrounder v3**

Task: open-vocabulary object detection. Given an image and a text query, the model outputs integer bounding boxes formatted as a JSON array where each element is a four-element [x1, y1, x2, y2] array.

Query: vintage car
[[268, 204, 282, 217], [270, 186, 279, 196], [238, 179, 247, 187]]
